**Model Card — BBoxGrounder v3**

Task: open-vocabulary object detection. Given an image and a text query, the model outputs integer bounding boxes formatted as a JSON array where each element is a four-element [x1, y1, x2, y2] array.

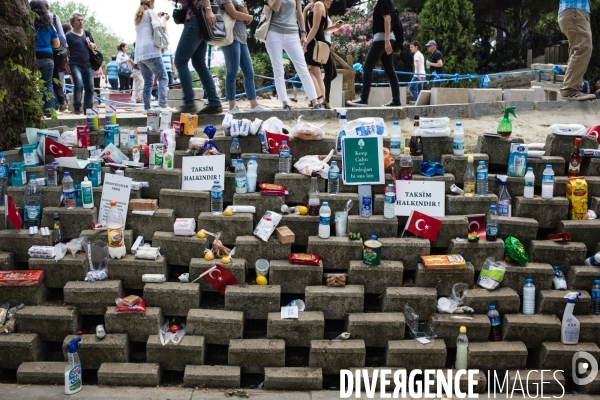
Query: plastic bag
[[587, 125, 600, 145], [346, 117, 386, 136], [201, 125, 221, 155], [259, 117, 285, 136], [294, 150, 334, 179], [437, 283, 473, 314], [419, 161, 445, 176], [211, 232, 231, 258], [188, 137, 208, 156], [1, 303, 24, 333], [419, 117, 450, 129], [477, 257, 506, 290], [114, 296, 147, 314], [159, 318, 186, 345], [66, 238, 83, 257], [547, 124, 587, 136], [291, 116, 324, 140], [222, 114, 234, 136], [174, 218, 196, 236], [61, 130, 77, 145], [504, 236, 528, 266]]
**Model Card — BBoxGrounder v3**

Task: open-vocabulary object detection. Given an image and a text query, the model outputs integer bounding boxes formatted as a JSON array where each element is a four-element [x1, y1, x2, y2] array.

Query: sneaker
[[347, 99, 369, 107], [289, 98, 298, 103], [74, 109, 81, 115], [198, 104, 223, 115], [383, 101, 401, 107], [313, 103, 323, 110], [229, 105, 243, 114], [249, 105, 268, 112], [159, 106, 176, 112], [175, 105, 198, 114], [282, 105, 292, 111], [563, 92, 597, 101], [59, 103, 68, 112]]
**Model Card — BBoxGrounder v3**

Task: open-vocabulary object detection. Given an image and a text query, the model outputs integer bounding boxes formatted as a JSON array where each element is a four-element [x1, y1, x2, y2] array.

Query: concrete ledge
[[63, 280, 123, 315], [224, 285, 281, 320], [183, 365, 241, 388], [463, 287, 520, 315], [187, 309, 244, 345], [309, 339, 366, 374], [143, 282, 200, 317], [536, 342, 600, 373], [306, 236, 363, 270], [348, 260, 403, 294], [98, 362, 160, 387], [151, 232, 207, 267], [264, 367, 322, 390], [28, 253, 89, 289], [189, 258, 246, 293], [266, 312, 324, 347], [501, 314, 561, 349], [428, 314, 490, 348], [269, 260, 323, 294], [385, 340, 446, 370], [104, 307, 163, 342], [305, 285, 364, 320], [228, 339, 286, 374], [0, 333, 45, 369], [107, 254, 167, 290], [62, 334, 129, 369], [17, 362, 64, 385], [16, 306, 80, 342], [468, 341, 527, 370], [146, 335, 206, 372], [382, 287, 437, 321], [345, 313, 405, 347]]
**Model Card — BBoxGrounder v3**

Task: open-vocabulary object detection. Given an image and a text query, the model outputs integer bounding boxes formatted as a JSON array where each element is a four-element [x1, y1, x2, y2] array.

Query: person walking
[[116, 43, 132, 91], [322, 16, 342, 108], [265, 0, 323, 110], [130, 43, 143, 103], [304, 0, 330, 107], [558, 0, 596, 100], [174, 0, 223, 115], [42, 0, 68, 112], [347, 0, 400, 107], [106, 56, 120, 90], [65, 12, 97, 115], [161, 48, 175, 87], [425, 40, 443, 88], [408, 41, 425, 102], [31, 0, 59, 117]]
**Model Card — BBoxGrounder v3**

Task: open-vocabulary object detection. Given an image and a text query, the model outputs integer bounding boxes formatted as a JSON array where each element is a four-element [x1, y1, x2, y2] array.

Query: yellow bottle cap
[[467, 156, 474, 162], [460, 326, 467, 333], [404, 147, 410, 152]]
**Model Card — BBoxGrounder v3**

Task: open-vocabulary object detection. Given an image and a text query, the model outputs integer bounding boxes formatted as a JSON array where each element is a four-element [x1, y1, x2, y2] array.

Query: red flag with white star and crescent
[[405, 210, 442, 241], [201, 265, 239, 295]]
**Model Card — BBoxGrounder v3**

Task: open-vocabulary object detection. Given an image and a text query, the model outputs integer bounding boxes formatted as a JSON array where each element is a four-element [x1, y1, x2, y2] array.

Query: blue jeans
[[108, 79, 119, 90], [70, 63, 95, 112], [37, 58, 56, 114], [409, 76, 424, 101], [174, 17, 220, 107], [138, 57, 169, 110], [221, 40, 257, 101]]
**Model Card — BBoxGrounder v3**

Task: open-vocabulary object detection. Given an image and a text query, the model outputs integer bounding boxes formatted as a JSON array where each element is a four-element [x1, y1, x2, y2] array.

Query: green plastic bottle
[[497, 107, 518, 137]]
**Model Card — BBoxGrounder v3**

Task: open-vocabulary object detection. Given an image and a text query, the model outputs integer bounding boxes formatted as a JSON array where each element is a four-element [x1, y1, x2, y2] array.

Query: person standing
[[31, 0, 59, 117], [106, 56, 120, 90], [408, 41, 425, 102], [93, 67, 104, 101], [558, 0, 596, 100], [161, 48, 175, 87], [304, 0, 330, 107], [42, 0, 68, 112], [425, 40, 443, 88], [130, 43, 143, 103], [116, 43, 132, 91], [65, 12, 97, 115], [322, 16, 342, 109]]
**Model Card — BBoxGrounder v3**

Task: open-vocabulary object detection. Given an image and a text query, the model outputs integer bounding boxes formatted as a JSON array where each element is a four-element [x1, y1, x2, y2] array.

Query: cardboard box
[[0, 270, 44, 287], [421, 255, 466, 270], [149, 143, 164, 168], [128, 199, 158, 212], [276, 226, 295, 244], [180, 113, 198, 136]]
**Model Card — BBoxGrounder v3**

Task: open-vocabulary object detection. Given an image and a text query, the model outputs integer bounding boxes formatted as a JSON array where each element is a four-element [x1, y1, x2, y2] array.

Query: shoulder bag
[[173, 4, 187, 24], [255, 3, 272, 43], [207, 8, 236, 47], [307, 13, 329, 64], [51, 17, 68, 66], [152, 12, 170, 48], [188, 1, 226, 42], [85, 31, 104, 71]]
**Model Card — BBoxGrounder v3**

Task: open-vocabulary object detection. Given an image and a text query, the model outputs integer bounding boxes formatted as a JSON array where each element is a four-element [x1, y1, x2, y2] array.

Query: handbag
[[255, 3, 272, 43], [85, 31, 103, 71], [153, 24, 170, 49], [312, 40, 329, 64], [118, 63, 132, 77], [173, 5, 186, 24], [51, 16, 68, 66], [188, 1, 226, 42], [207, 10, 235, 46]]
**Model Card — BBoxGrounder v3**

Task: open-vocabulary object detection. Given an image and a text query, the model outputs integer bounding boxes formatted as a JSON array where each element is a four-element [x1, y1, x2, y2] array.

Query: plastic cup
[[89, 239, 109, 271], [255, 259, 269, 276]]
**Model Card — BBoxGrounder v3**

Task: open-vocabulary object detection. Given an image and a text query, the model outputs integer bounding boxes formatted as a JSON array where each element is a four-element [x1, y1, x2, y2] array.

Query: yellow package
[[566, 177, 588, 220], [180, 113, 198, 136], [421, 254, 466, 270]]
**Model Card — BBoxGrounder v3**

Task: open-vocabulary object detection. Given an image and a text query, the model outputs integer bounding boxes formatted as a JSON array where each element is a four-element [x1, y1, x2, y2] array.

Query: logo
[[573, 351, 599, 385], [358, 139, 365, 149]]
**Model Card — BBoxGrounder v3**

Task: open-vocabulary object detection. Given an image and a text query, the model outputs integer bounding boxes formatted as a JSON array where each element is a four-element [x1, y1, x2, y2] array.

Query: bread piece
[[122, 295, 141, 306]]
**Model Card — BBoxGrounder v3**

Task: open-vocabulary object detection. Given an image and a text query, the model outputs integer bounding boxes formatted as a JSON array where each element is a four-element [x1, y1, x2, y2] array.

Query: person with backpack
[[425, 40, 443, 88]]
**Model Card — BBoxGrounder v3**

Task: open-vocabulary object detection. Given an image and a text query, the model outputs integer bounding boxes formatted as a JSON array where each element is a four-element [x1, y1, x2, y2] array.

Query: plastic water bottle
[[229, 138, 241, 173], [234, 159, 248, 194], [553, 265, 567, 290], [524, 167, 535, 199], [308, 172, 320, 216], [211, 180, 223, 215], [523, 278, 535, 315], [279, 140, 291, 174], [476, 161, 488, 196], [328, 161, 339, 195], [453, 122, 465, 156], [0, 153, 8, 206], [107, 200, 126, 259], [542, 164, 554, 199], [23, 174, 42, 228], [591, 280, 600, 316], [129, 132, 135, 149], [318, 201, 331, 239], [455, 326, 468, 370], [486, 204, 498, 241], [384, 184, 396, 219], [488, 305, 502, 341], [246, 156, 258, 192], [390, 121, 401, 156], [400, 147, 413, 180], [463, 156, 475, 196], [62, 172, 76, 209]]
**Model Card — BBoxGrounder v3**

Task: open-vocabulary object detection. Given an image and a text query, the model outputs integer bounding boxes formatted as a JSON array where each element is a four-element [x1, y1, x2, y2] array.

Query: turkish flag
[[200, 264, 239, 295], [45, 137, 73, 158], [5, 195, 22, 230], [466, 214, 486, 237], [265, 131, 290, 155], [405, 210, 442, 241]]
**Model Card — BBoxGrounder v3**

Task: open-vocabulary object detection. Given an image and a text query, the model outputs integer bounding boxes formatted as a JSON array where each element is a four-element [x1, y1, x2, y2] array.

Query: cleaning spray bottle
[[497, 107, 518, 138], [562, 292, 582, 345], [335, 109, 348, 155], [65, 337, 82, 395], [495, 175, 511, 217]]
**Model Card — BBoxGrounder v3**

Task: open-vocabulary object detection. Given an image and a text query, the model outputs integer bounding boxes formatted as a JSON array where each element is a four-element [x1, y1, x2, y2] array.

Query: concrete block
[[8, 185, 62, 210], [382, 287, 437, 321], [0, 283, 47, 306], [513, 197, 568, 229], [469, 88, 503, 103], [414, 262, 475, 296], [235, 236, 291, 267], [28, 253, 89, 289], [223, 171, 235, 203], [429, 314, 490, 348], [189, 258, 246, 293], [420, 136, 454, 163], [240, 153, 279, 185], [414, 173, 455, 194], [187, 309, 244, 345], [41, 207, 97, 240], [304, 285, 364, 320], [497, 216, 538, 247], [566, 265, 600, 291], [0, 334, 44, 369], [377, 238, 430, 270], [0, 251, 15, 270], [431, 216, 468, 248], [16, 306, 80, 342], [386, 340, 446, 370], [528, 240, 587, 273], [488, 175, 524, 198], [264, 367, 323, 390], [306, 236, 363, 270], [544, 133, 598, 165], [98, 363, 160, 387], [269, 260, 323, 294], [63, 280, 123, 315], [468, 341, 527, 370], [62, 334, 129, 369], [503, 89, 535, 101], [126, 208, 175, 240], [579, 315, 600, 343], [228, 339, 285, 373], [536, 342, 600, 373], [274, 173, 322, 204], [79, 229, 134, 251], [502, 314, 561, 349], [415, 90, 430, 105], [233, 192, 286, 226], [447, 238, 504, 271], [225, 285, 280, 320], [445, 194, 498, 216], [538, 289, 591, 317], [125, 168, 181, 199], [146, 335, 205, 371], [347, 215, 398, 239], [430, 88, 469, 105], [266, 311, 324, 347], [151, 232, 206, 267], [309, 340, 366, 374], [367, 86, 393, 107], [502, 262, 554, 296], [581, 158, 600, 176], [558, 220, 600, 251], [105, 306, 162, 342], [107, 254, 167, 290], [279, 214, 319, 246], [197, 212, 253, 246], [475, 135, 524, 169], [159, 188, 210, 219], [144, 282, 200, 317], [507, 370, 566, 394], [348, 260, 403, 295], [0, 229, 54, 263], [441, 154, 489, 185], [17, 362, 64, 385], [591, 196, 600, 215], [345, 313, 405, 347], [317, 194, 360, 220], [184, 365, 240, 388], [463, 287, 520, 315]]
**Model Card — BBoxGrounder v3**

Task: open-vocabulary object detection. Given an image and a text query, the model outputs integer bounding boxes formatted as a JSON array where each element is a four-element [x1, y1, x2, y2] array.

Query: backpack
[[392, 9, 405, 54]]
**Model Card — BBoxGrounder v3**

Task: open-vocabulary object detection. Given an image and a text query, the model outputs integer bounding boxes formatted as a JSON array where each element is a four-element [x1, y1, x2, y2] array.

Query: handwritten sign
[[98, 173, 133, 227], [181, 155, 225, 191], [395, 180, 445, 217], [342, 136, 384, 185]]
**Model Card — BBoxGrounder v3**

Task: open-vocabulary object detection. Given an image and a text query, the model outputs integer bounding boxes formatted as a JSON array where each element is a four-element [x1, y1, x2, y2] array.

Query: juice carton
[[507, 144, 528, 177], [566, 177, 588, 220], [180, 113, 198, 136]]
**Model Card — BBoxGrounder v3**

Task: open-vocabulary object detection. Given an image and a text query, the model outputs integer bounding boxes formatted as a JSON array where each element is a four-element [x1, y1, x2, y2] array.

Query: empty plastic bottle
[[463, 156, 475, 196], [524, 167, 535, 198], [235, 159, 248, 194], [455, 326, 468, 370], [211, 180, 223, 215], [488, 305, 502, 341], [399, 147, 413, 180], [0, 153, 8, 207], [279, 140, 291, 174], [453, 122, 465, 156], [542, 164, 554, 199], [229, 138, 241, 173], [328, 161, 340, 195], [390, 121, 401, 156], [62, 172, 76, 209], [384, 184, 396, 219], [523, 278, 535, 315], [553, 265, 567, 290], [486, 204, 498, 241], [23, 174, 42, 229], [476, 161, 488, 196], [107, 200, 126, 259], [318, 201, 331, 239], [591, 280, 600, 316], [308, 172, 320, 216], [246, 156, 258, 193]]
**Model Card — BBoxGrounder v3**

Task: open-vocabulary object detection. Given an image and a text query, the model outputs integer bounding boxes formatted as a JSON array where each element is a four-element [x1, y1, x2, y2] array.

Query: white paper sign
[[98, 173, 133, 227], [281, 306, 299, 319], [395, 180, 445, 217], [181, 155, 225, 191]]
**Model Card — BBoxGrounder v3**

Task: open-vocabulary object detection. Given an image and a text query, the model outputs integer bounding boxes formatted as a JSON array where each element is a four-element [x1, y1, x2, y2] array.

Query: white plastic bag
[[291, 116, 324, 140], [419, 117, 450, 129], [419, 127, 450, 137], [159, 319, 186, 345], [293, 150, 335, 179], [259, 117, 285, 135], [437, 283, 473, 314], [346, 117, 386, 136], [61, 130, 77, 145], [547, 124, 587, 136]]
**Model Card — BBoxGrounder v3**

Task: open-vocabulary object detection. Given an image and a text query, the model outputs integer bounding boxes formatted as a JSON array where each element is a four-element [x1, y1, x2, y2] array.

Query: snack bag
[[291, 115, 324, 140], [114, 296, 147, 314], [201, 125, 221, 155], [504, 236, 528, 266], [566, 177, 588, 220]]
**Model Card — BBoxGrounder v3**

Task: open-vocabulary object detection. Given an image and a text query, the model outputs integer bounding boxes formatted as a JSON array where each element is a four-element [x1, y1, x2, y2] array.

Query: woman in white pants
[[265, 0, 322, 110]]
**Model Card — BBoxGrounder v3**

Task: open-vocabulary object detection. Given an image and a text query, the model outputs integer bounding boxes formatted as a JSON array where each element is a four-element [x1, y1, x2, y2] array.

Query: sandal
[[322, 101, 331, 110]]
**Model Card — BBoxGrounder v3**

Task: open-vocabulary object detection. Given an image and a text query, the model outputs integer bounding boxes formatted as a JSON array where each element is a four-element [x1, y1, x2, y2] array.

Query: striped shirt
[[106, 61, 119, 80], [162, 50, 173, 73], [559, 0, 591, 14]]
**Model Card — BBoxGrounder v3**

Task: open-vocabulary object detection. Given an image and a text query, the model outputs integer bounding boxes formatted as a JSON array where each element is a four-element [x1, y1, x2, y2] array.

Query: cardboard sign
[[342, 136, 384, 185], [395, 180, 445, 217], [98, 173, 133, 227], [181, 155, 225, 191]]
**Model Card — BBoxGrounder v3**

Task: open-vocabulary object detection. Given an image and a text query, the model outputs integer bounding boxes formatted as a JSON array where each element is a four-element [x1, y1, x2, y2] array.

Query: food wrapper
[[114, 296, 146, 314], [201, 125, 221, 155], [504, 236, 528, 266], [324, 273, 347, 287], [211, 233, 231, 258], [253, 211, 282, 242], [477, 258, 505, 290], [289, 253, 321, 266], [136, 247, 161, 260], [421, 255, 466, 270], [174, 218, 196, 236], [291, 115, 324, 140], [142, 273, 166, 282], [0, 270, 44, 287], [188, 137, 208, 156], [259, 183, 288, 196], [28, 246, 56, 259]]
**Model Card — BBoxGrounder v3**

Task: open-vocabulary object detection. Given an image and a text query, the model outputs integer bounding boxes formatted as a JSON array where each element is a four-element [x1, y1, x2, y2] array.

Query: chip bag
[[504, 236, 528, 266], [201, 125, 221, 155]]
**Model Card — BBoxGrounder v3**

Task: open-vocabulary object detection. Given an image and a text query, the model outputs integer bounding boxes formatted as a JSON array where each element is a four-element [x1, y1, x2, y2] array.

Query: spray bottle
[[562, 292, 581, 345], [335, 109, 348, 155], [65, 337, 82, 395], [495, 175, 511, 217], [497, 107, 518, 137]]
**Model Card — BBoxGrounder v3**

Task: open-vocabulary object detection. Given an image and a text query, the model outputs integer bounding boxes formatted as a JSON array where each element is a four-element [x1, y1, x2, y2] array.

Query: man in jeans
[[175, 0, 223, 114], [559, 0, 596, 100], [65, 12, 97, 114], [408, 41, 425, 102]]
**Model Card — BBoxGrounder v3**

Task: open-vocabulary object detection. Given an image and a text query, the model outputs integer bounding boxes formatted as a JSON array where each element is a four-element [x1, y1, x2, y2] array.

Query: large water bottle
[[455, 326, 468, 370], [62, 172, 76, 209], [542, 164, 554, 199], [384, 184, 396, 219], [488, 305, 502, 341], [476, 161, 488, 196], [23, 174, 42, 229], [0, 153, 8, 206], [328, 161, 339, 195], [591, 280, 600, 316], [318, 201, 331, 239], [390, 121, 401, 156], [246, 156, 258, 193], [453, 122, 465, 156], [279, 140, 291, 174], [107, 200, 126, 259], [229, 138, 241, 173], [524, 167, 535, 198], [553, 265, 567, 290], [211, 180, 223, 215], [523, 278, 535, 315], [234, 159, 248, 194]]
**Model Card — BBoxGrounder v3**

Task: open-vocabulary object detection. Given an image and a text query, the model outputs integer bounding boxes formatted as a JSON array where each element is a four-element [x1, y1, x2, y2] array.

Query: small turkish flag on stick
[[5, 195, 22, 230], [403, 210, 442, 241], [193, 264, 239, 295]]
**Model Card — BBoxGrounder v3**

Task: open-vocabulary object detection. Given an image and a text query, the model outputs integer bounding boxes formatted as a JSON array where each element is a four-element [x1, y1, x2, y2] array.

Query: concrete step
[[0, 251, 15, 270], [266, 311, 324, 347], [348, 260, 403, 295], [98, 362, 161, 386], [233, 192, 286, 225], [28, 254, 89, 290], [347, 215, 398, 239], [475, 134, 523, 169], [309, 339, 366, 374], [501, 262, 554, 296], [0, 281, 47, 306], [144, 282, 200, 317], [431, 216, 468, 248], [104, 306, 163, 342], [41, 207, 97, 240], [147, 335, 206, 372], [501, 314, 561, 348], [159, 188, 210, 219], [16, 306, 80, 342], [189, 258, 246, 293], [378, 237, 430, 271], [17, 362, 64, 385], [306, 236, 362, 270], [382, 287, 437, 321], [566, 265, 600, 291], [468, 341, 527, 370], [305, 285, 364, 320], [126, 208, 175, 241], [429, 314, 490, 348], [447, 238, 504, 271], [107, 254, 167, 290], [558, 220, 600, 252], [537, 289, 591, 317], [440, 153, 489, 185], [386, 339, 446, 370], [0, 229, 54, 263], [264, 367, 323, 390], [0, 333, 45, 369], [269, 259, 323, 294], [229, 339, 285, 374], [463, 287, 521, 315], [151, 231, 206, 267], [513, 197, 569, 229], [187, 309, 244, 345], [536, 342, 600, 372], [445, 194, 498, 216], [497, 216, 538, 247], [62, 334, 129, 369], [183, 365, 240, 388], [63, 280, 123, 315], [236, 236, 291, 267], [528, 240, 587, 273], [197, 212, 253, 246], [415, 261, 476, 296], [225, 285, 281, 320], [345, 313, 405, 347]]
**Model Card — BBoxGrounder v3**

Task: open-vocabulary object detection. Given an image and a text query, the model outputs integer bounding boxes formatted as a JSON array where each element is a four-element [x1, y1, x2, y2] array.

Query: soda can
[[361, 195, 372, 218]]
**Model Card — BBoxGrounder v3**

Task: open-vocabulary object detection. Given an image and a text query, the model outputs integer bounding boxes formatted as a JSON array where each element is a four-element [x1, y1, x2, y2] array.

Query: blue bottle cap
[[479, 161, 485, 165], [388, 184, 394, 189], [527, 167, 533, 171], [553, 265, 559, 270], [490, 205, 496, 209], [393, 121, 399, 125], [30, 174, 36, 179], [526, 278, 533, 283], [595, 280, 600, 284], [214, 180, 220, 184], [456, 122, 462, 127], [0, 153, 5, 157], [64, 172, 70, 176], [489, 305, 496, 310], [331, 161, 337, 165], [371, 235, 378, 240], [322, 202, 328, 206], [233, 138, 239, 142], [546, 164, 552, 168], [237, 159, 243, 163], [250, 156, 256, 160]]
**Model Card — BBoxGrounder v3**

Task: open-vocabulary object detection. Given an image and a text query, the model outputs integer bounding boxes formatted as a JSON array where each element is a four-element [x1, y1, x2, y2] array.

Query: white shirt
[[414, 51, 425, 76], [135, 10, 162, 62]]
